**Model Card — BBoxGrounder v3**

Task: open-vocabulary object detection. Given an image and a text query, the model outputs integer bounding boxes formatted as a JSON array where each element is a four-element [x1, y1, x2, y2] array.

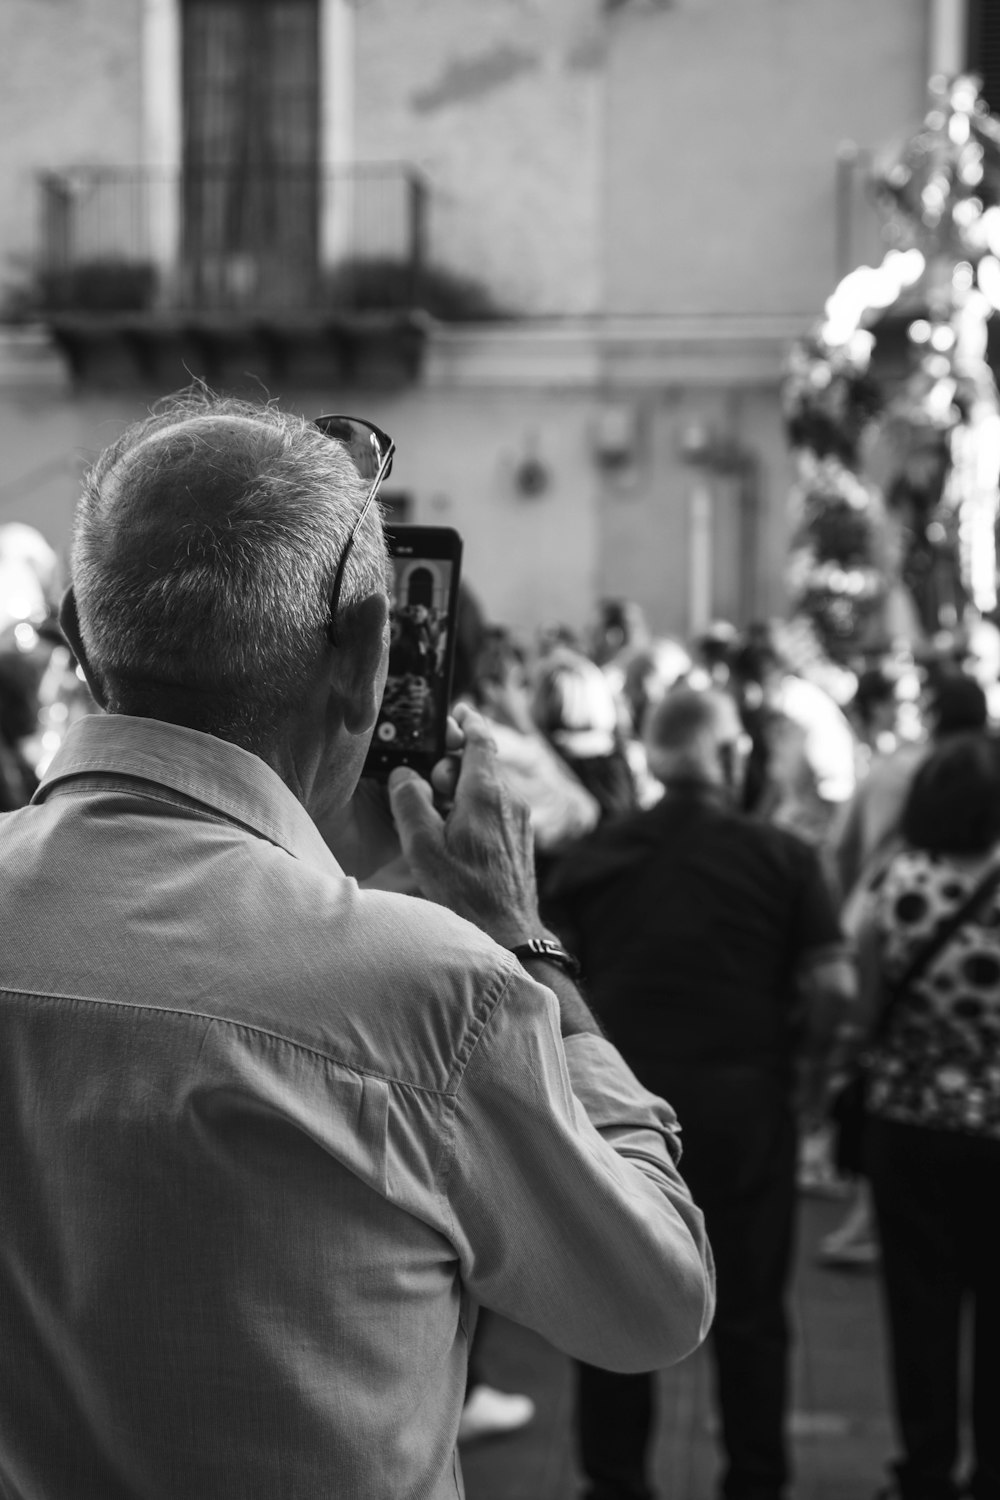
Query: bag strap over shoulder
[[875, 855, 1000, 1040]]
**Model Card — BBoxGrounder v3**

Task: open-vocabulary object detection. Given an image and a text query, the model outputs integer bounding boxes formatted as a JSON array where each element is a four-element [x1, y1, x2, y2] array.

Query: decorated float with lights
[[783, 75, 1000, 664]]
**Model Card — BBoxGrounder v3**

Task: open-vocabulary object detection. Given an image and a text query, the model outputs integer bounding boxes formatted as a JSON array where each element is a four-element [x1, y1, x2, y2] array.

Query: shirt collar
[[34, 713, 342, 874]]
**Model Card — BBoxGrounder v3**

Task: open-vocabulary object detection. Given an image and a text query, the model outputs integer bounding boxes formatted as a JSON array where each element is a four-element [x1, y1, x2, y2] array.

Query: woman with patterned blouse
[[855, 731, 1000, 1500]]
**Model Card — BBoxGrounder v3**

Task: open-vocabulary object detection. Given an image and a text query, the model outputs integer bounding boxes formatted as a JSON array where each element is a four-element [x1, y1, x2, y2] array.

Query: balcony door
[[181, 0, 320, 310]]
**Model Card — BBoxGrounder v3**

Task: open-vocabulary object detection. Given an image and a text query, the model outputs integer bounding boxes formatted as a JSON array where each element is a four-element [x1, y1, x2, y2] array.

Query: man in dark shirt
[[545, 687, 853, 1500]]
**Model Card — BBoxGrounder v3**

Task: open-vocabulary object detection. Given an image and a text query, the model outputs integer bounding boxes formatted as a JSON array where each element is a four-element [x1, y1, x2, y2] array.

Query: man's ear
[[336, 592, 390, 736], [58, 588, 108, 710]]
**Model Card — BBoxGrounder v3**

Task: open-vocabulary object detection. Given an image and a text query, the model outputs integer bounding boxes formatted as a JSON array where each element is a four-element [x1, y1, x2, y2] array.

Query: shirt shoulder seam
[[438, 960, 520, 1226], [0, 987, 458, 1098]]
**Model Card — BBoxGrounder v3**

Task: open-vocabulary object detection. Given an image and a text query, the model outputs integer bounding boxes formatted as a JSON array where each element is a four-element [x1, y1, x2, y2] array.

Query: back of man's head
[[71, 392, 388, 750], [645, 686, 743, 786]]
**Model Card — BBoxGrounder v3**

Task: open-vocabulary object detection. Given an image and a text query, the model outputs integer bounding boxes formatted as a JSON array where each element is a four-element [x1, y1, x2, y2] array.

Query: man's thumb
[[387, 767, 442, 853]]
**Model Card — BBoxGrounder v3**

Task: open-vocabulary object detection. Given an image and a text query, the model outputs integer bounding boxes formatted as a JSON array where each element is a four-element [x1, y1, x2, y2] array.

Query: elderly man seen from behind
[[0, 393, 713, 1500]]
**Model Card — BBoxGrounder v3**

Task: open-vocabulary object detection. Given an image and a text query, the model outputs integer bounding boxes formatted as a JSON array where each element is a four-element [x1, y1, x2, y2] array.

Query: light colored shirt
[[0, 714, 713, 1500], [773, 673, 857, 805]]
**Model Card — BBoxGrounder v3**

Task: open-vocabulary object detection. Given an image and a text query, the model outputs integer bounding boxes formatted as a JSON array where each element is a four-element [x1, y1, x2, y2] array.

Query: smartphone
[[363, 524, 464, 781]]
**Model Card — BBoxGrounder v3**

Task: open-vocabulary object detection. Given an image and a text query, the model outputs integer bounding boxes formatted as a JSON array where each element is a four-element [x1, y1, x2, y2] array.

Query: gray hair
[[71, 390, 389, 749]]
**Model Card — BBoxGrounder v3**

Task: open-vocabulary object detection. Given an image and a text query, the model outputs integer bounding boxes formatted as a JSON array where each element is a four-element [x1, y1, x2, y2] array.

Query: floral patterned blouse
[[868, 847, 1000, 1139]]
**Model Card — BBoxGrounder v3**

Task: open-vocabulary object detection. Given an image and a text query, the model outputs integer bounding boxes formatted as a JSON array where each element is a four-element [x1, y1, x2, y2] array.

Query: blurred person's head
[[470, 630, 534, 735], [645, 687, 747, 796], [62, 391, 391, 810], [622, 638, 691, 736], [923, 669, 988, 740], [852, 666, 898, 740], [590, 598, 649, 666], [531, 648, 619, 744], [691, 620, 739, 687], [729, 636, 783, 713], [536, 621, 582, 658], [901, 732, 1000, 857]]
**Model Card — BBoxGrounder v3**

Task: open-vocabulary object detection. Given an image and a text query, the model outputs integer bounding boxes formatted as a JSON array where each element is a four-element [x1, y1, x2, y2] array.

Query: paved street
[[461, 1192, 899, 1500]]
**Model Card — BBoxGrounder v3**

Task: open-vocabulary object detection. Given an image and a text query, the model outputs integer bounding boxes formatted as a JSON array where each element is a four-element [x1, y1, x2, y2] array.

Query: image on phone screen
[[365, 525, 462, 779]]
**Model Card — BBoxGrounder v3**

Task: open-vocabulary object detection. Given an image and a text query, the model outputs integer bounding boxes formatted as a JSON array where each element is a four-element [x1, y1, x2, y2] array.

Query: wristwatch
[[510, 937, 581, 981]]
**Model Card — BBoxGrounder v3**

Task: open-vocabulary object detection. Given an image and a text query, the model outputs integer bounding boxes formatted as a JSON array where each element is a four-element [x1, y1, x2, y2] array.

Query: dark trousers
[[576, 1074, 798, 1500], [866, 1116, 1000, 1500]]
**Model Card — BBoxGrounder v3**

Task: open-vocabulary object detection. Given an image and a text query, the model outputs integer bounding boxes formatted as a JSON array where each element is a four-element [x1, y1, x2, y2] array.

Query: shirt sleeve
[[444, 964, 715, 1374]]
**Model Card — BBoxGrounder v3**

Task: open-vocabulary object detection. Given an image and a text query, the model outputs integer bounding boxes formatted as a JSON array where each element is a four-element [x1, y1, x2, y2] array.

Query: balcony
[[33, 163, 434, 388]]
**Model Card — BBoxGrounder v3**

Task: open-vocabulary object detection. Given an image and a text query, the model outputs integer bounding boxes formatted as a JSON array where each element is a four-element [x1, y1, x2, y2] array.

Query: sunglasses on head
[[314, 414, 395, 644]]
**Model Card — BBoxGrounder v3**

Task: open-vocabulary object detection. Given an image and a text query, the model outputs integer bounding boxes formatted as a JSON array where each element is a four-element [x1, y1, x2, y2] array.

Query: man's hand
[[387, 703, 541, 947]]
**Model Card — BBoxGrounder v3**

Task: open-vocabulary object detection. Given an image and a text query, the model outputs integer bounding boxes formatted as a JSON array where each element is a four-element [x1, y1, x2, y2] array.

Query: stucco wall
[[0, 335, 601, 642], [0, 329, 794, 644], [0, 0, 142, 309], [603, 0, 927, 317], [591, 379, 797, 637], [356, 0, 605, 316]]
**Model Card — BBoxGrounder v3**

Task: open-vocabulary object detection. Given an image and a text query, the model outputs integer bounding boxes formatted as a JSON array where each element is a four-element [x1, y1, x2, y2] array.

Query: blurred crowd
[[0, 524, 96, 814], [452, 583, 1000, 878], [450, 585, 1000, 1500]]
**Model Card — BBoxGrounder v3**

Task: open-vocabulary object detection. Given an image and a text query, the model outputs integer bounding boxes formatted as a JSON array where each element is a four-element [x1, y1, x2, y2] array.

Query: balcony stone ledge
[[34, 310, 430, 392]]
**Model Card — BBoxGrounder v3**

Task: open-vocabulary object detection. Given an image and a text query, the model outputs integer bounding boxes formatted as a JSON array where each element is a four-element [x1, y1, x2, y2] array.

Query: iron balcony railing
[[37, 163, 429, 313]]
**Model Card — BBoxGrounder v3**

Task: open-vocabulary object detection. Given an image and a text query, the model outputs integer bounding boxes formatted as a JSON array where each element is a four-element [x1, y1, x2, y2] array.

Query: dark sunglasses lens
[[314, 415, 391, 482]]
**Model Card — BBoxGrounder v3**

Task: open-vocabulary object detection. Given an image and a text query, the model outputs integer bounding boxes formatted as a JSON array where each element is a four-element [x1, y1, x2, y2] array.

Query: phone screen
[[363, 525, 463, 780]]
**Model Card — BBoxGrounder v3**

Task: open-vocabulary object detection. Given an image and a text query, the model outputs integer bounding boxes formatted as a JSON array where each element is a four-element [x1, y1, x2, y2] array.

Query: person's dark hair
[[901, 732, 1000, 855], [853, 666, 895, 727], [926, 670, 988, 737], [730, 632, 781, 686], [694, 621, 738, 672], [469, 628, 525, 705]]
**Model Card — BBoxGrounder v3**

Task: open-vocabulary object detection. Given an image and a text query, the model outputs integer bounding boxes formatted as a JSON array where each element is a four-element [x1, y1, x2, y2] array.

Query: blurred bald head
[[70, 391, 388, 751], [645, 687, 745, 789]]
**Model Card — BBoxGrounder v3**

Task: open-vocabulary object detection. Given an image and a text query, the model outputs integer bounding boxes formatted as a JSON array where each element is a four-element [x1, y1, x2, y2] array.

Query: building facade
[[0, 0, 978, 641]]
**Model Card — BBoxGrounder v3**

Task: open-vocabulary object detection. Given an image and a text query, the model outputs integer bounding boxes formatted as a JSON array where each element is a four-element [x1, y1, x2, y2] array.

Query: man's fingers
[[450, 703, 495, 746], [451, 714, 498, 779], [387, 767, 444, 855], [443, 714, 466, 754], [430, 753, 461, 805]]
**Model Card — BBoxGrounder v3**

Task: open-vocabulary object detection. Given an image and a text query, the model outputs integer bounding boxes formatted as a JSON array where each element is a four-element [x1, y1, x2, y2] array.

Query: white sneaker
[[458, 1384, 536, 1443]]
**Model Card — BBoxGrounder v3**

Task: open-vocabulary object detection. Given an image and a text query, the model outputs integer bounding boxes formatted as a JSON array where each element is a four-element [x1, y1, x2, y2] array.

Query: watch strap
[[510, 937, 581, 981]]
